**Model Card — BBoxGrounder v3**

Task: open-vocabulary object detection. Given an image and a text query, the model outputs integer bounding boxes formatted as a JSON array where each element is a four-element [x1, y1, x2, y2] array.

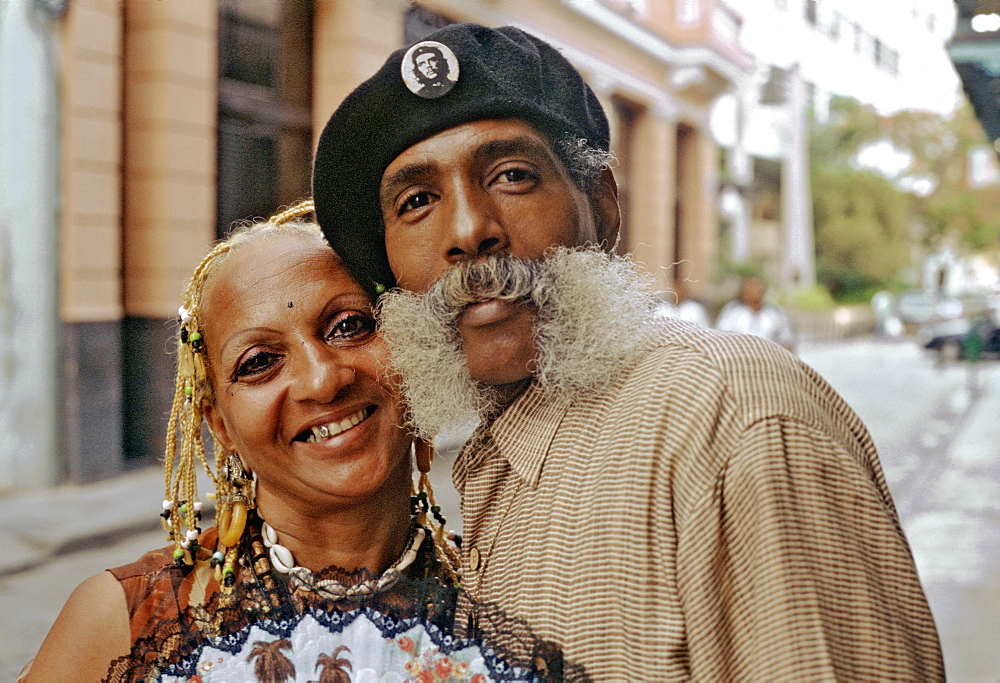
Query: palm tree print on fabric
[[312, 645, 353, 682], [246, 638, 296, 682]]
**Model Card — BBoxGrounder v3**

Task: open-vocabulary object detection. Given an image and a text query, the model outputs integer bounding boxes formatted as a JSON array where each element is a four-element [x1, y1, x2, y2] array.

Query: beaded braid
[[411, 440, 462, 586], [161, 201, 319, 574]]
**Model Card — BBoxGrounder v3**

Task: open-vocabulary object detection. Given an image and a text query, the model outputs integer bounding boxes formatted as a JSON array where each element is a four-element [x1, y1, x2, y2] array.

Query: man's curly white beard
[[377, 247, 660, 442]]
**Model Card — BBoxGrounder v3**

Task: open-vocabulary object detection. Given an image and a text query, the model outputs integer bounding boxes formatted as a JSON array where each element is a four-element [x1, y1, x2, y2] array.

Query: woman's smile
[[296, 404, 377, 444]]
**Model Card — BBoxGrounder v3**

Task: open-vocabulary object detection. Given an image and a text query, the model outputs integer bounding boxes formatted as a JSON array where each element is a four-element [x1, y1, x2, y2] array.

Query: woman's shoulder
[[24, 571, 131, 681], [109, 526, 220, 582], [108, 544, 174, 582]]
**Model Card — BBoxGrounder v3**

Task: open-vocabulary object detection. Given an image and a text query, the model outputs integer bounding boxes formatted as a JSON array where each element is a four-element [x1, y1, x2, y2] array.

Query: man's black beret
[[312, 23, 610, 299]]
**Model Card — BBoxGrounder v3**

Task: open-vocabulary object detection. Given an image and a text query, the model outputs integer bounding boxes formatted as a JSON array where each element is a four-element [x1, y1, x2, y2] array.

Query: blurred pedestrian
[[654, 277, 711, 327], [963, 315, 989, 392], [716, 274, 796, 352]]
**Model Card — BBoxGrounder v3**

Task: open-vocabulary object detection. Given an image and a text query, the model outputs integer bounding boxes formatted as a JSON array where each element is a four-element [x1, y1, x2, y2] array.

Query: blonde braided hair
[[160, 199, 460, 586], [162, 200, 319, 575]]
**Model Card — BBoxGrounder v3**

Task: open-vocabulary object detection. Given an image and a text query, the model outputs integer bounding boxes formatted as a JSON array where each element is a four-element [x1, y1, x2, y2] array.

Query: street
[[800, 338, 1000, 683], [1, 337, 997, 681]]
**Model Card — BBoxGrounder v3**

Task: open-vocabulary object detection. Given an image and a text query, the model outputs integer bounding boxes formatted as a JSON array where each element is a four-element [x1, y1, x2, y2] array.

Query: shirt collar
[[486, 381, 572, 488]]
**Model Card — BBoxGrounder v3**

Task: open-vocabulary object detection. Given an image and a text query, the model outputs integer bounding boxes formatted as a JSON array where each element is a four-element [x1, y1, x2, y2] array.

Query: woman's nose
[[288, 343, 355, 404]]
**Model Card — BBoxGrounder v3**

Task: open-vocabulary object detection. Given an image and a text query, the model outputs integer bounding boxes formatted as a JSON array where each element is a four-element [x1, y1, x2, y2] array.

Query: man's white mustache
[[422, 256, 545, 321]]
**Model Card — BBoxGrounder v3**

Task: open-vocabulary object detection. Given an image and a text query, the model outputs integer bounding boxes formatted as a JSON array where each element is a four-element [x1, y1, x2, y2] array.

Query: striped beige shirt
[[454, 320, 943, 681]]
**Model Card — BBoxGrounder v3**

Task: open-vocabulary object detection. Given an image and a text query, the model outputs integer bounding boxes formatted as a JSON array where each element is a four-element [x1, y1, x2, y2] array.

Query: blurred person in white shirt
[[654, 277, 711, 328], [716, 275, 795, 353]]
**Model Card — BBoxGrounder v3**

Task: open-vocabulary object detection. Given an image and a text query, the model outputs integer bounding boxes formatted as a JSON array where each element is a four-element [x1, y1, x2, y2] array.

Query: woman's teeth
[[305, 407, 370, 443]]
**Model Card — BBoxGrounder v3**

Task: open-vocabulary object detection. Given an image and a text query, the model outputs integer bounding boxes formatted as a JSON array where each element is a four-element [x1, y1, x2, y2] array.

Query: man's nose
[[444, 185, 508, 264]]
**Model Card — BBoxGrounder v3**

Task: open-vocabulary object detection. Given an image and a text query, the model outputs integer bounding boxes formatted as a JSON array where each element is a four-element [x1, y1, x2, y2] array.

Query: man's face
[[415, 51, 442, 81], [741, 277, 765, 311], [378, 119, 609, 385]]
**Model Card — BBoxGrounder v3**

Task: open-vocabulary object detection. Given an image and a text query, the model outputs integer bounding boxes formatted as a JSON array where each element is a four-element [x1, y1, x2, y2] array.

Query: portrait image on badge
[[401, 40, 459, 99]]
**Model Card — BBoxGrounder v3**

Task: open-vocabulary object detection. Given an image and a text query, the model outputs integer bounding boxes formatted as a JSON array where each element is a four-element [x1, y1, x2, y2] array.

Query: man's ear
[[202, 401, 235, 454], [590, 167, 621, 251]]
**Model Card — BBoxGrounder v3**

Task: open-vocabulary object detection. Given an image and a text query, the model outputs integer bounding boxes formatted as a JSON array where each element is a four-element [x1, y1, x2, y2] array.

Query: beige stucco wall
[[313, 0, 408, 139], [59, 0, 735, 321], [59, 0, 123, 322], [676, 126, 720, 299], [122, 0, 217, 319], [628, 110, 678, 291]]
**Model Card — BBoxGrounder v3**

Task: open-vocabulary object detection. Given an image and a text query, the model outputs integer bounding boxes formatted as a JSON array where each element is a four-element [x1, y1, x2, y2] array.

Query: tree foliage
[[811, 96, 1000, 301], [811, 98, 910, 300]]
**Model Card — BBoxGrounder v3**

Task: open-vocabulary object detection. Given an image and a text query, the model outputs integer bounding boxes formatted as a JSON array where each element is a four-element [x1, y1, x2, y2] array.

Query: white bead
[[193, 501, 203, 512], [186, 529, 199, 540], [178, 306, 193, 323], [162, 499, 174, 510]]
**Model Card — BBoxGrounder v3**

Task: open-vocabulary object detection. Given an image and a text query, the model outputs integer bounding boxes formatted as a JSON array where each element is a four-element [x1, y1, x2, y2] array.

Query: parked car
[[923, 317, 1000, 362], [896, 290, 938, 325]]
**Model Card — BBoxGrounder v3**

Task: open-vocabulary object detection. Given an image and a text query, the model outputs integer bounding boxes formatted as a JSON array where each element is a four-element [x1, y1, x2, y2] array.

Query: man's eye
[[399, 191, 432, 215], [493, 168, 538, 185], [234, 351, 281, 379], [328, 312, 376, 341]]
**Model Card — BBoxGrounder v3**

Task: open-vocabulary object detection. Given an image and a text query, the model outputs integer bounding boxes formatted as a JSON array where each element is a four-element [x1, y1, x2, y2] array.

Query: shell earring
[[218, 454, 252, 548]]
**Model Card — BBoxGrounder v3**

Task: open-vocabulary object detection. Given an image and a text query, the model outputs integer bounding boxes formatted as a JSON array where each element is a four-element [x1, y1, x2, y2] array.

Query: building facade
[[711, 0, 960, 291], [0, 0, 746, 487]]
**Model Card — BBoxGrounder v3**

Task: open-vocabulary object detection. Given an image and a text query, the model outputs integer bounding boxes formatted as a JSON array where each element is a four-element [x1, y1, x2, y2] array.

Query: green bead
[[431, 505, 441, 513], [180, 503, 188, 515], [374, 282, 386, 295], [189, 331, 202, 341], [184, 383, 193, 396], [223, 567, 234, 576], [173, 547, 185, 559]]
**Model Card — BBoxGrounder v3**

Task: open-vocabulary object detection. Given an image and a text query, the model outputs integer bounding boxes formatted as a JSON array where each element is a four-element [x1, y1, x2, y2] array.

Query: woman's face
[[200, 232, 411, 513]]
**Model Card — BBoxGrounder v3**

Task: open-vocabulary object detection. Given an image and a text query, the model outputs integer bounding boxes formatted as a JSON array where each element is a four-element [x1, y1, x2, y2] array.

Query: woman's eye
[[498, 168, 533, 183], [328, 312, 376, 341], [234, 350, 281, 379]]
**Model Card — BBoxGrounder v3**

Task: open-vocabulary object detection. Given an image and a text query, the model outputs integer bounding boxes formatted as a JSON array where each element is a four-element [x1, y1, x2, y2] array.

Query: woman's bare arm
[[22, 571, 130, 682]]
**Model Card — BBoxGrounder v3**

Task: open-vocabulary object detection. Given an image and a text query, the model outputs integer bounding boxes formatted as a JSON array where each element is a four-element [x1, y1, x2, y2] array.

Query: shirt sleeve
[[771, 307, 796, 350], [714, 302, 739, 332], [678, 415, 944, 682]]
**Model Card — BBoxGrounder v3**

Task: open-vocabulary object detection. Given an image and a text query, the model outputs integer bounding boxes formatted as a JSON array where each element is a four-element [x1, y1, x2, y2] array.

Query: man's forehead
[[383, 119, 556, 174]]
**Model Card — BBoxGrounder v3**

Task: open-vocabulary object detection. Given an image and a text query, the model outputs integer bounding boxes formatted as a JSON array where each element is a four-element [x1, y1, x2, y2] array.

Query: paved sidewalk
[[0, 466, 167, 577], [0, 444, 462, 580]]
